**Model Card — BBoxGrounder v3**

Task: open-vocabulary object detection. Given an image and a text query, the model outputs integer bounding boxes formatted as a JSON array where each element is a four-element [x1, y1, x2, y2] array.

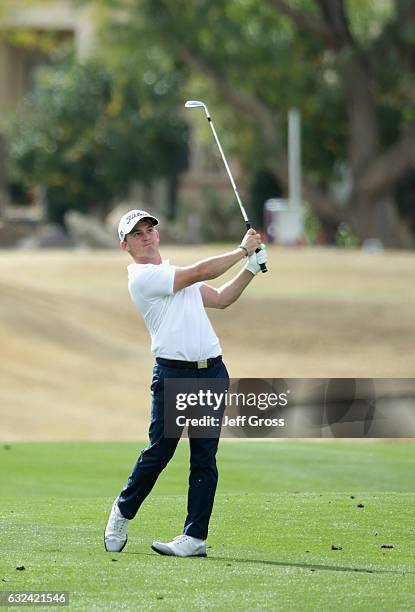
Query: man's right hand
[[240, 228, 262, 255]]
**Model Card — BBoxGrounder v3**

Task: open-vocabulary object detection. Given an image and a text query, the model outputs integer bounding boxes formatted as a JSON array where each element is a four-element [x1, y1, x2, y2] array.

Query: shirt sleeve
[[129, 264, 176, 300]]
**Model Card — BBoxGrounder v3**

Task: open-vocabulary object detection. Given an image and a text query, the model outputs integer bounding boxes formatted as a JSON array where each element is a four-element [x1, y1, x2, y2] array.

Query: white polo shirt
[[127, 260, 222, 361]]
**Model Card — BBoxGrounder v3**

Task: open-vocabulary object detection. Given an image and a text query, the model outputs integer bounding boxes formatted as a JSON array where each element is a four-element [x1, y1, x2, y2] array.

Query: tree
[[100, 0, 415, 247], [8, 49, 189, 225]]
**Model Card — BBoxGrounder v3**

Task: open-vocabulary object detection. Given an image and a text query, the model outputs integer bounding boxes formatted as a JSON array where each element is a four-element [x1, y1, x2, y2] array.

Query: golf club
[[185, 100, 267, 273]]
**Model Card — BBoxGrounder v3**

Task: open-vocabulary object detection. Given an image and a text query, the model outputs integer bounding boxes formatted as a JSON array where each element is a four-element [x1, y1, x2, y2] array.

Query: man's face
[[121, 219, 160, 260]]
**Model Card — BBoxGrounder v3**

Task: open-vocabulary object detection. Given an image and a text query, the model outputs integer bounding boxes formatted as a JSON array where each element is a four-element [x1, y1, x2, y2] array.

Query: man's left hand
[[245, 244, 267, 276]]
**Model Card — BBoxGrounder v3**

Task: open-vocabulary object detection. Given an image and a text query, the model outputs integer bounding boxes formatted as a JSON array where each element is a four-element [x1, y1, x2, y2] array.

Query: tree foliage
[[8, 49, 188, 224], [98, 0, 415, 246]]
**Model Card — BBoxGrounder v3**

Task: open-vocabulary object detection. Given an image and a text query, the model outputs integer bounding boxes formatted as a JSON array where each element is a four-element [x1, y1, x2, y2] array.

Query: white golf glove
[[245, 244, 267, 276]]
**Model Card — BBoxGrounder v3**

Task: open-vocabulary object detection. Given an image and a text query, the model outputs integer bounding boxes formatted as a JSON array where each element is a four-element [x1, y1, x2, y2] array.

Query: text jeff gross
[[176, 415, 285, 427]]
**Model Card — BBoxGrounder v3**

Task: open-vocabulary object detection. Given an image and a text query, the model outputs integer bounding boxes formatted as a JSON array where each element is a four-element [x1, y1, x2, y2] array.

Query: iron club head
[[184, 100, 210, 118]]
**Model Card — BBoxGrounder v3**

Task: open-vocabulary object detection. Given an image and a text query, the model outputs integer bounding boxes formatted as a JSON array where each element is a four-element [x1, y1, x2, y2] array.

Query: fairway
[[0, 440, 414, 611], [1, 247, 415, 441]]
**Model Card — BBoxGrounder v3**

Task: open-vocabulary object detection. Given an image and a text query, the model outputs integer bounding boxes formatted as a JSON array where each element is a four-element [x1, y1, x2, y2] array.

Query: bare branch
[[356, 123, 415, 196], [315, 0, 354, 48], [395, 0, 415, 23], [394, 0, 415, 70], [265, 0, 335, 47]]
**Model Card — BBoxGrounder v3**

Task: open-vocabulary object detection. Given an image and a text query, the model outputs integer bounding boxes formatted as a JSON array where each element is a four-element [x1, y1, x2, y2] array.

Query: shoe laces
[[109, 507, 128, 536], [173, 535, 190, 545], [113, 516, 128, 535]]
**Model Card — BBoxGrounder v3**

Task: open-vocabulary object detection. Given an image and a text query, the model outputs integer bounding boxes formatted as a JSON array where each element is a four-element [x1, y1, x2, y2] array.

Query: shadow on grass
[[123, 552, 410, 575], [207, 556, 411, 575]]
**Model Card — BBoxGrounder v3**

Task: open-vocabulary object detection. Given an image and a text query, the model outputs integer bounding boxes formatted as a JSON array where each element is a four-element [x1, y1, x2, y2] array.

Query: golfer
[[104, 209, 267, 557]]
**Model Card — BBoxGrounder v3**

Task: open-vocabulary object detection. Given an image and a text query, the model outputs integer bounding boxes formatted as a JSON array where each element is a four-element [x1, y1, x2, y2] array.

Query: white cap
[[118, 209, 159, 241]]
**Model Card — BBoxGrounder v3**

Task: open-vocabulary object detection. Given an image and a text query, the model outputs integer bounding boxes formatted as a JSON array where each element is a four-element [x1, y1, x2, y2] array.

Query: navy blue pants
[[117, 359, 229, 540]]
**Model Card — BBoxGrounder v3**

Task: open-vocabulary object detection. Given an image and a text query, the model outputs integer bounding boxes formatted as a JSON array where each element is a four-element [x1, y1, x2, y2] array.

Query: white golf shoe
[[104, 499, 129, 552], [151, 534, 207, 557]]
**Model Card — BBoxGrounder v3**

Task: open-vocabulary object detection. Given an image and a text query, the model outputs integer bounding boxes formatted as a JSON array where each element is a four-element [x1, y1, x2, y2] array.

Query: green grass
[[0, 441, 414, 611]]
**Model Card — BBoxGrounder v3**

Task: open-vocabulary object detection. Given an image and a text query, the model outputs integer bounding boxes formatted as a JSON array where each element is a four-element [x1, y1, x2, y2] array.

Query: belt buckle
[[197, 359, 208, 369]]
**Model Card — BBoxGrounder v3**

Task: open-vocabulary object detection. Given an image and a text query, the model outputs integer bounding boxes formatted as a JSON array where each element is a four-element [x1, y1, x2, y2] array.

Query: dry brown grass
[[1, 246, 414, 440]]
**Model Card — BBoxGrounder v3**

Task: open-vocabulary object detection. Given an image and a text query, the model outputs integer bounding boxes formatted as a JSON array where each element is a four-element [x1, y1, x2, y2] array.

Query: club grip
[[255, 247, 268, 273], [245, 221, 268, 273]]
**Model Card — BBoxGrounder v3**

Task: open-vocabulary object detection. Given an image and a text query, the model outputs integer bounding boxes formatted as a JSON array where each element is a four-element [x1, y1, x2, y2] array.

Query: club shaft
[[207, 118, 250, 225], [192, 101, 267, 272]]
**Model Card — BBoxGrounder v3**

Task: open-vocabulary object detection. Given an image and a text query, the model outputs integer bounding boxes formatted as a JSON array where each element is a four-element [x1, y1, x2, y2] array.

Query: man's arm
[[173, 229, 260, 292], [200, 245, 268, 308], [200, 269, 254, 309]]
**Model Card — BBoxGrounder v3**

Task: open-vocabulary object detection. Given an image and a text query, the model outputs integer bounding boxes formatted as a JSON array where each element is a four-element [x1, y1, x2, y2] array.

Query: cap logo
[[126, 211, 144, 224]]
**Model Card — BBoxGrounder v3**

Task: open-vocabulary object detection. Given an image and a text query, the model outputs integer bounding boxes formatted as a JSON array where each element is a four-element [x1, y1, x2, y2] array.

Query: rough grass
[[0, 440, 414, 611], [0, 247, 414, 440]]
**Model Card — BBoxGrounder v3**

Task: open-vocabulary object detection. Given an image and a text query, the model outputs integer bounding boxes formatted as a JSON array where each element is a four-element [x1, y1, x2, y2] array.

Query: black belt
[[156, 355, 222, 370]]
